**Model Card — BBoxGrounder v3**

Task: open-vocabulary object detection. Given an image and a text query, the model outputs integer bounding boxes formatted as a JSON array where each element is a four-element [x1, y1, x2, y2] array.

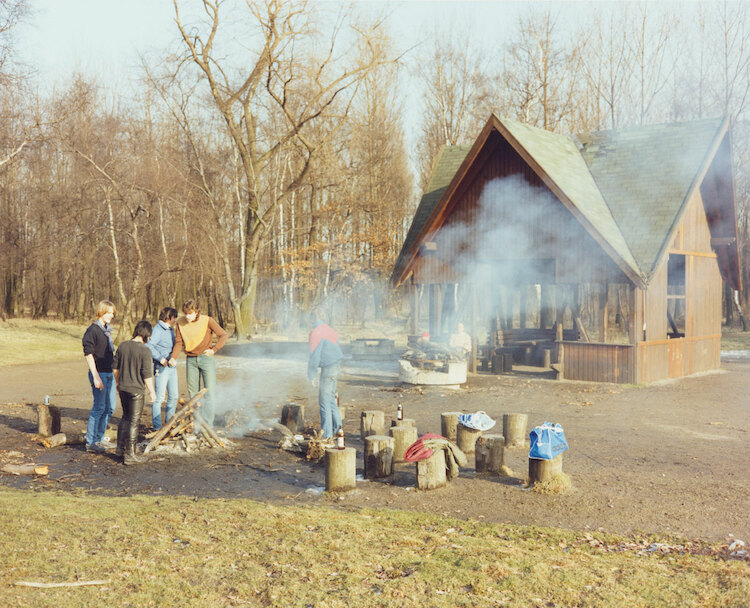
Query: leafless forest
[[1, 0, 749, 336]]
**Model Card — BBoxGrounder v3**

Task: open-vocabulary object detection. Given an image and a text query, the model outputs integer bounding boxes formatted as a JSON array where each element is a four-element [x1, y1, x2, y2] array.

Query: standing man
[[147, 306, 178, 431], [82, 300, 117, 453], [170, 299, 227, 429], [307, 310, 343, 439]]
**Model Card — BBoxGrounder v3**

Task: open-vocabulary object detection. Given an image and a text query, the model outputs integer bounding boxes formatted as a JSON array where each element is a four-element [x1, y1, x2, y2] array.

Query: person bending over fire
[[169, 299, 227, 431], [307, 310, 343, 439]]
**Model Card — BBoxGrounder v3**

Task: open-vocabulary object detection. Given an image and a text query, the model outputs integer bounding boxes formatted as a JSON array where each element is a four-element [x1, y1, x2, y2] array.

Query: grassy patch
[[0, 319, 88, 366], [0, 488, 746, 608]]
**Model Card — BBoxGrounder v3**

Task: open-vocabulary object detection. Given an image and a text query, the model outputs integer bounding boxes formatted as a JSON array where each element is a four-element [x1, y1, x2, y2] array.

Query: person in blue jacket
[[147, 306, 178, 431], [307, 311, 344, 439]]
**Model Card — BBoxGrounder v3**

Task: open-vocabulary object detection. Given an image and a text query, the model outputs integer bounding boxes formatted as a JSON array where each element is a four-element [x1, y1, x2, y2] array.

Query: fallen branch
[[15, 579, 110, 588], [2, 464, 49, 476]]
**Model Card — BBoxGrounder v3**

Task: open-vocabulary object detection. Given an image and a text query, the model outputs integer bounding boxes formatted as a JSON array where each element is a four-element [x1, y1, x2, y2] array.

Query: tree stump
[[391, 418, 415, 428], [280, 403, 305, 434], [503, 413, 528, 448], [360, 410, 385, 440], [456, 423, 481, 455], [364, 435, 394, 479], [529, 454, 564, 485], [325, 447, 356, 492], [416, 449, 447, 490], [440, 412, 461, 442], [475, 433, 505, 473], [36, 404, 61, 437], [389, 425, 418, 463]]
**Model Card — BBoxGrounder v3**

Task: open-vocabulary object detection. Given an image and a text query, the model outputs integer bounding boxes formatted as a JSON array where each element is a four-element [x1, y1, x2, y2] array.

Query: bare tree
[[170, 0, 395, 335]]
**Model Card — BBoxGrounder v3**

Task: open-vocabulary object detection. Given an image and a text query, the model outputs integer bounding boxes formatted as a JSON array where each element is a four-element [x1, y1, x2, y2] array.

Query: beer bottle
[[336, 428, 345, 450], [397, 403, 403, 421]]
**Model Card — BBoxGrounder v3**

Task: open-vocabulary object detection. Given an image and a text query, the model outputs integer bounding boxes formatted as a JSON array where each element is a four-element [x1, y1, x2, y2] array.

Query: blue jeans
[[318, 361, 342, 438], [86, 371, 116, 445], [152, 365, 178, 430], [186, 354, 216, 428]]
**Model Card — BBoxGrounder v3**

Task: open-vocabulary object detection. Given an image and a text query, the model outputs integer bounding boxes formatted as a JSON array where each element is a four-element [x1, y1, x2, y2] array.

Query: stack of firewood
[[142, 389, 233, 454]]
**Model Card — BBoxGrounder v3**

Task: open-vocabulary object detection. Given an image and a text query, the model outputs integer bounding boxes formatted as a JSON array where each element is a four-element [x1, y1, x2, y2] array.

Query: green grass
[[0, 319, 89, 366], [0, 488, 746, 608]]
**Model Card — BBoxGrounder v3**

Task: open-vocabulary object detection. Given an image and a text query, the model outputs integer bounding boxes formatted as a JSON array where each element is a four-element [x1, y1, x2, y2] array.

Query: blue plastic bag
[[458, 411, 496, 431], [529, 422, 568, 460]]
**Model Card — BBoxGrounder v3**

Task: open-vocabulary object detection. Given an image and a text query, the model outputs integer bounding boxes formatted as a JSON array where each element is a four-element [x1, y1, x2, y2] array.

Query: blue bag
[[529, 422, 568, 460]]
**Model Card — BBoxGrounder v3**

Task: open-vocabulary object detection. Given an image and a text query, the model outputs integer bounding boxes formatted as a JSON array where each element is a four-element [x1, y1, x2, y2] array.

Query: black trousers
[[118, 390, 144, 444]]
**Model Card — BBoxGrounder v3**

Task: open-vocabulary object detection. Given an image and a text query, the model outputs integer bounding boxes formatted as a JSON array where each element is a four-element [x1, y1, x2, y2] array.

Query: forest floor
[[1, 329, 749, 545]]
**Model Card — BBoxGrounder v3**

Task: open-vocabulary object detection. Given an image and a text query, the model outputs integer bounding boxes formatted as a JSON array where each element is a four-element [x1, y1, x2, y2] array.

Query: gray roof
[[392, 116, 727, 287], [578, 118, 724, 280], [391, 145, 471, 284]]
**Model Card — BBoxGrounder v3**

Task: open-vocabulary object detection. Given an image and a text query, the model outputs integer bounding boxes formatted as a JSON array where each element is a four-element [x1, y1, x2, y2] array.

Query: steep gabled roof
[[390, 145, 471, 285], [578, 118, 727, 281], [392, 114, 739, 290]]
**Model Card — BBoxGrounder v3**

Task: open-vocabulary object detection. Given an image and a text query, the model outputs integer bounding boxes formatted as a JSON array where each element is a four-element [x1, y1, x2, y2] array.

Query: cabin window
[[667, 254, 686, 338]]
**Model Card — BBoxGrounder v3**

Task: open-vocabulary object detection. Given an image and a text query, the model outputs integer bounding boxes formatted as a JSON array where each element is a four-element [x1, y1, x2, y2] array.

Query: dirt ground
[[1, 346, 749, 544]]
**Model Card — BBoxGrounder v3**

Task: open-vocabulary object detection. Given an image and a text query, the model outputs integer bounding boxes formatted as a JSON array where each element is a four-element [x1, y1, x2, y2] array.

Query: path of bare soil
[[1, 346, 749, 543]]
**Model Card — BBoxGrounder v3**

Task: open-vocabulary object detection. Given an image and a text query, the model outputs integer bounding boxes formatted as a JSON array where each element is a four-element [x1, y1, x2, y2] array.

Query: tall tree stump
[[364, 435, 394, 479], [36, 404, 61, 437], [416, 449, 447, 490], [280, 403, 304, 434], [503, 413, 528, 448], [440, 412, 461, 442], [529, 454, 564, 485], [391, 418, 416, 428], [325, 447, 356, 492], [475, 433, 505, 473], [360, 410, 385, 440], [456, 423, 481, 455], [389, 426, 418, 463]]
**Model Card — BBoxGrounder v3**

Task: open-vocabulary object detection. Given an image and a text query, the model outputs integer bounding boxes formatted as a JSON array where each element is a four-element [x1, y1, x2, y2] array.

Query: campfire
[[398, 336, 468, 385], [142, 389, 234, 454]]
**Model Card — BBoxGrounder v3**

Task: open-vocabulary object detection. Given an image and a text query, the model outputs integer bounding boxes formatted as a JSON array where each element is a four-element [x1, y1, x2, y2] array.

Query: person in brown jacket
[[169, 299, 227, 429]]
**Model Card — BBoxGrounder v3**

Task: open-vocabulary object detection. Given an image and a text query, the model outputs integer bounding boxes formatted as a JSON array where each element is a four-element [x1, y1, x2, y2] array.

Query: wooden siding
[[563, 342, 636, 384], [637, 190, 722, 382], [412, 131, 629, 286]]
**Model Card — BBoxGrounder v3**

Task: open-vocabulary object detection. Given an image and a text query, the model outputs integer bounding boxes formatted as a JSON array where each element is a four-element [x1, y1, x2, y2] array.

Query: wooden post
[[364, 435, 394, 479], [410, 282, 419, 336], [360, 410, 385, 440], [440, 412, 461, 443], [598, 282, 608, 342], [475, 433, 505, 473], [469, 284, 477, 373], [280, 403, 305, 434], [389, 426, 418, 463], [503, 413, 528, 448], [529, 454, 563, 485], [542, 347, 551, 369], [391, 418, 416, 429], [541, 284, 555, 329], [36, 404, 61, 437], [519, 285, 527, 329], [456, 423, 481, 455], [325, 447, 356, 492], [416, 449, 447, 490]]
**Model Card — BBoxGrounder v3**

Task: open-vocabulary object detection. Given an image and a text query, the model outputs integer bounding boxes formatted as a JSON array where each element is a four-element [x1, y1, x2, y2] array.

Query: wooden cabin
[[391, 115, 742, 384]]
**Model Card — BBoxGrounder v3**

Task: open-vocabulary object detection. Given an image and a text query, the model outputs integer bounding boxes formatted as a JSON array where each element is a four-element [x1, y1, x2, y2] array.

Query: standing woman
[[113, 320, 157, 465], [169, 299, 227, 430], [82, 300, 118, 453]]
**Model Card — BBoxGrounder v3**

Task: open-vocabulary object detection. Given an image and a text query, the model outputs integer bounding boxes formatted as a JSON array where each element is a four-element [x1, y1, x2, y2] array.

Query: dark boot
[[123, 440, 145, 465], [116, 420, 127, 458], [123, 393, 145, 465]]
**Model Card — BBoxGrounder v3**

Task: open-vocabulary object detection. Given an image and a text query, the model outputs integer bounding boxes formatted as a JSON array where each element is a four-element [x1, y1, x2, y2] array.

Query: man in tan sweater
[[170, 299, 227, 429]]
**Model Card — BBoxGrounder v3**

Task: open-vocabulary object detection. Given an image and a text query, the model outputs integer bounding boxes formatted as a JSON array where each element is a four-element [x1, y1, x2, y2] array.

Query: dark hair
[[159, 306, 178, 322], [132, 320, 153, 342]]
